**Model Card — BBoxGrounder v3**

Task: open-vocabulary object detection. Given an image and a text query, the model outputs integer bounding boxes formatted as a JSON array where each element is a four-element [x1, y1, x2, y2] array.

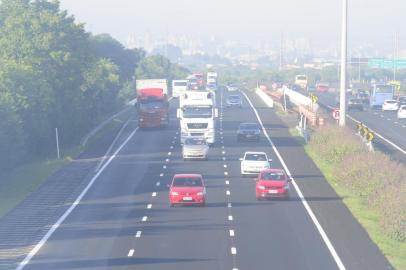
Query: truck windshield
[[139, 101, 165, 110], [183, 107, 212, 118]]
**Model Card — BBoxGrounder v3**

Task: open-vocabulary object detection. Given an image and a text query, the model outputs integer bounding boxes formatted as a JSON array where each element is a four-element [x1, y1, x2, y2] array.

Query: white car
[[398, 105, 406, 119], [382, 100, 399, 112], [240, 152, 272, 176], [182, 137, 209, 160]]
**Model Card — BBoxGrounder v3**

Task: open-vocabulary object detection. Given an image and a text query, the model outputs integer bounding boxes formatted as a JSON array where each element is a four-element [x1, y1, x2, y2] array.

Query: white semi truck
[[178, 91, 218, 145]]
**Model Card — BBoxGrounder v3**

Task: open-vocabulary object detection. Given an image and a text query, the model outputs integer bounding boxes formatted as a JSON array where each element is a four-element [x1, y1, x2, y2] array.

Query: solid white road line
[[346, 114, 406, 155], [15, 127, 139, 270], [244, 91, 346, 270], [136, 231, 142, 238], [142, 216, 148, 222], [128, 249, 135, 257], [94, 118, 133, 172]]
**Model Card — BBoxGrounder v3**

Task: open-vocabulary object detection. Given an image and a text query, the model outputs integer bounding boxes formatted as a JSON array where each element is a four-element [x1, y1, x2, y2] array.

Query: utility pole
[[279, 33, 284, 71], [339, 0, 348, 127]]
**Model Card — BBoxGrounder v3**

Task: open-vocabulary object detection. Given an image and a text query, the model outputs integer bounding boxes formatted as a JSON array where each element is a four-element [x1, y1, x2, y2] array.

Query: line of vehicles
[[135, 75, 290, 206], [291, 75, 406, 118]]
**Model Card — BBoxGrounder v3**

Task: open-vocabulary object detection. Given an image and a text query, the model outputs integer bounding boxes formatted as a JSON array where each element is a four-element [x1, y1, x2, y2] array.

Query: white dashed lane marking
[[156, 182, 160, 186], [229, 230, 235, 237], [224, 172, 228, 176], [168, 152, 172, 156], [142, 216, 148, 222], [228, 215, 233, 221], [231, 247, 237, 255], [136, 231, 142, 238], [152, 192, 157, 197], [160, 173, 164, 177], [165, 158, 170, 162], [228, 202, 232, 208], [225, 180, 230, 185], [128, 249, 134, 257], [147, 204, 152, 209], [226, 190, 231, 196], [163, 165, 167, 169], [224, 164, 227, 168]]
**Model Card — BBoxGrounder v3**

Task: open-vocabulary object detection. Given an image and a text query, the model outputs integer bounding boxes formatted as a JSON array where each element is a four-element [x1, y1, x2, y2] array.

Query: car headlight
[[161, 117, 166, 121], [197, 190, 206, 196], [171, 191, 179, 196], [258, 185, 266, 190]]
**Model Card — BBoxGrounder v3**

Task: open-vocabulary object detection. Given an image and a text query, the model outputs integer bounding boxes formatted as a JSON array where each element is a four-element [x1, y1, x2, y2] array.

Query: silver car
[[182, 137, 209, 161]]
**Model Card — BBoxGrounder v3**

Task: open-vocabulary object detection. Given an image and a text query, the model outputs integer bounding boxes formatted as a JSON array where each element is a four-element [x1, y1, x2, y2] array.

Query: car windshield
[[183, 107, 212, 118], [261, 171, 286, 180], [185, 138, 207, 145], [245, 153, 267, 161], [240, 123, 258, 130], [173, 177, 203, 187], [174, 82, 187, 86], [386, 100, 397, 104]]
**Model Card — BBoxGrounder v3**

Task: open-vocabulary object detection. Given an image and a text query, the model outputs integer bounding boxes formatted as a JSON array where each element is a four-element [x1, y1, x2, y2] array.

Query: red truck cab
[[137, 88, 169, 128]]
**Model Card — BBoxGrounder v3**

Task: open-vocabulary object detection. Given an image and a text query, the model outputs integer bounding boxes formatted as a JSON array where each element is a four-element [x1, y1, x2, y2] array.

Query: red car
[[255, 169, 290, 200], [169, 174, 206, 206]]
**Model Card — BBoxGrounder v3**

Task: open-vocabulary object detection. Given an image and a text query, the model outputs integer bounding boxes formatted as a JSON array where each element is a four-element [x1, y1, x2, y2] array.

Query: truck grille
[[187, 123, 208, 129]]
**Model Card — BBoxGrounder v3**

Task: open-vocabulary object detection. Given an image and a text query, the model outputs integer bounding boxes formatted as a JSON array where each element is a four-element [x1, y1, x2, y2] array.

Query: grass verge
[[304, 147, 406, 270], [0, 111, 129, 218]]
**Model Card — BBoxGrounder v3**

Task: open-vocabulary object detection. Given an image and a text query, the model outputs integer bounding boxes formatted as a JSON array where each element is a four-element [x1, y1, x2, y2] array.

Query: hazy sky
[[59, 0, 404, 53]]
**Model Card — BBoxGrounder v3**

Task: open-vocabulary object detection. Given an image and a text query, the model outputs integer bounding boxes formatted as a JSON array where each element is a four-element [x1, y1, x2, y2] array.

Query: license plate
[[183, 197, 193, 201], [268, 190, 278, 194]]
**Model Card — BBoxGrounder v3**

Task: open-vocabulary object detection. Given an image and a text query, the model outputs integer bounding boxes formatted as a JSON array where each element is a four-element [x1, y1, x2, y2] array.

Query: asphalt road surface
[[13, 89, 392, 270]]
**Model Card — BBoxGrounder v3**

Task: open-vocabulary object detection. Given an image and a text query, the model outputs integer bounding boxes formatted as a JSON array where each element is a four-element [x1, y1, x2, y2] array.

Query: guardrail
[[282, 86, 319, 112]]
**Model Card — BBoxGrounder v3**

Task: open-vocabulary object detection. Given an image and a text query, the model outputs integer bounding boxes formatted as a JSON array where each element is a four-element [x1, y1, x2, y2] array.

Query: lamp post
[[339, 0, 348, 127]]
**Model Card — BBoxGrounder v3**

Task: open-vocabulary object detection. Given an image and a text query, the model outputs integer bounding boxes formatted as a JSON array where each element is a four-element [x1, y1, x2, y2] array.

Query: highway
[[12, 89, 392, 270], [314, 91, 406, 159]]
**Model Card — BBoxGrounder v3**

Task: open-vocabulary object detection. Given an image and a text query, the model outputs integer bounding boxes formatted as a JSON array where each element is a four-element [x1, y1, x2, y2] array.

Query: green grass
[[0, 111, 130, 218], [0, 146, 82, 217], [304, 146, 406, 270]]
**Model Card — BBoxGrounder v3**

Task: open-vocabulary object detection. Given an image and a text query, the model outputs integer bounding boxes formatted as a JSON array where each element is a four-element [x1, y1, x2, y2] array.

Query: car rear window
[[261, 171, 286, 180], [245, 153, 266, 161], [240, 123, 258, 130], [173, 177, 203, 187]]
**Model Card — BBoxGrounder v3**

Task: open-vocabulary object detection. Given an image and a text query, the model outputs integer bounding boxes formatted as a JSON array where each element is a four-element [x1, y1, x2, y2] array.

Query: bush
[[309, 125, 365, 164], [310, 125, 406, 242]]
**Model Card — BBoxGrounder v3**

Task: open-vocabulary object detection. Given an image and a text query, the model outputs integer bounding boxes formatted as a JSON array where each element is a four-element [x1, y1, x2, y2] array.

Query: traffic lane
[[22, 114, 179, 270], [126, 127, 232, 270], [317, 92, 406, 149], [246, 90, 393, 269], [221, 100, 339, 269]]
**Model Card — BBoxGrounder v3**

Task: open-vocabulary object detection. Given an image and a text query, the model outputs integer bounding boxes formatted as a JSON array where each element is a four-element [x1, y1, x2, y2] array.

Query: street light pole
[[339, 0, 348, 127]]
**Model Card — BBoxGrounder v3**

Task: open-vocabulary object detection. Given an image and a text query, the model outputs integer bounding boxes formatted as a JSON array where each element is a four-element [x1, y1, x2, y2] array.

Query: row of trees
[[0, 0, 188, 171]]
